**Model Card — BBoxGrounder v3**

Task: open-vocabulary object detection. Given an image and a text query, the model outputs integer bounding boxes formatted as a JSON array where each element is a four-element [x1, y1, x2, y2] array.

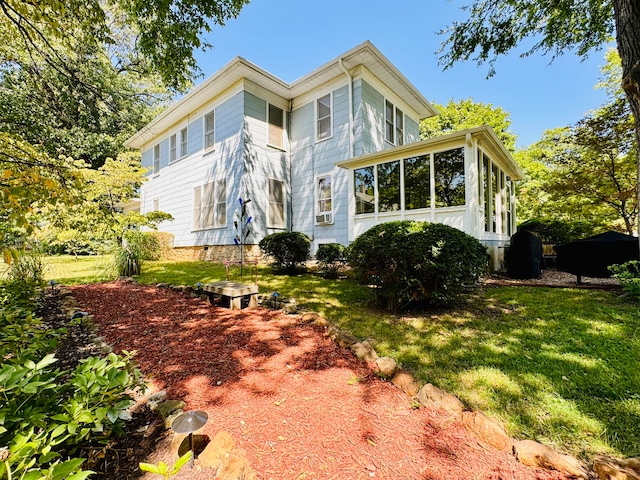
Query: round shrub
[[347, 221, 487, 310], [316, 243, 346, 277], [259, 231, 311, 273]]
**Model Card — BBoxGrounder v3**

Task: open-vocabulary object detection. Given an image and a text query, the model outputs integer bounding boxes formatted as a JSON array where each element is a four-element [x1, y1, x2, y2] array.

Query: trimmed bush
[[259, 231, 310, 273], [316, 243, 347, 278], [347, 221, 487, 310]]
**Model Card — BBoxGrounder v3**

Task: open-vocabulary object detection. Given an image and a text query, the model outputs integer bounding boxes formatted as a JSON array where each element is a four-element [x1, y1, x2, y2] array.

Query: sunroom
[[336, 125, 525, 271]]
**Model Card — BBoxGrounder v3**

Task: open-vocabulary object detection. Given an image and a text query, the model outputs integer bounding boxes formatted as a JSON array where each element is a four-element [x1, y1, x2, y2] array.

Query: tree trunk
[[614, 0, 640, 247]]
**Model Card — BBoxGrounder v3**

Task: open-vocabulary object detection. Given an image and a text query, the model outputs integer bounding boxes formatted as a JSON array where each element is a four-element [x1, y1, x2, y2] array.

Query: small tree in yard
[[348, 221, 487, 310], [259, 232, 310, 273]]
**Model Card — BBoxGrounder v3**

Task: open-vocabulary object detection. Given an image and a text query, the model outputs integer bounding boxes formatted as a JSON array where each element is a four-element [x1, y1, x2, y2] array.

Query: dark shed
[[554, 231, 639, 279]]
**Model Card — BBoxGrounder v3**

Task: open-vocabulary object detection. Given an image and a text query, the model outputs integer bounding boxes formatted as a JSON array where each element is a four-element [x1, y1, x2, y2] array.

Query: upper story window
[[316, 175, 333, 224], [180, 127, 188, 157], [316, 93, 332, 141], [153, 144, 160, 175], [268, 178, 285, 228], [385, 99, 404, 146], [268, 104, 284, 149], [204, 111, 215, 150], [193, 178, 226, 230], [169, 134, 177, 162]]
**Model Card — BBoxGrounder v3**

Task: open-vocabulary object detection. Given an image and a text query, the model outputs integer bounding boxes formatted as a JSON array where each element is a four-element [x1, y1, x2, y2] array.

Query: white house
[[125, 41, 524, 270]]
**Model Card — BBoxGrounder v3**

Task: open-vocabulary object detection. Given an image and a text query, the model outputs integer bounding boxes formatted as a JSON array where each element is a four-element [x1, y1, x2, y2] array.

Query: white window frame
[[204, 110, 215, 151], [193, 178, 226, 230], [179, 127, 188, 158], [169, 134, 176, 162], [385, 99, 404, 146], [153, 144, 160, 175], [268, 103, 285, 149], [268, 178, 285, 229], [153, 198, 159, 211], [315, 174, 333, 224], [316, 93, 332, 142]]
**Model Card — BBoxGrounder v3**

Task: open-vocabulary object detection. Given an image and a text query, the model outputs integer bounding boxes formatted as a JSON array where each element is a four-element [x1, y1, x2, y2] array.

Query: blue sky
[[194, 0, 612, 148]]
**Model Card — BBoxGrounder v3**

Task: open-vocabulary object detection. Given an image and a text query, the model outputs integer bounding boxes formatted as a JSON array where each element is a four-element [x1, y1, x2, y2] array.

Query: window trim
[[169, 134, 176, 162], [267, 103, 285, 150], [315, 173, 334, 224], [315, 93, 333, 142], [204, 110, 215, 151], [268, 178, 286, 229], [153, 144, 160, 175], [384, 98, 404, 146], [192, 178, 226, 231], [179, 127, 188, 158]]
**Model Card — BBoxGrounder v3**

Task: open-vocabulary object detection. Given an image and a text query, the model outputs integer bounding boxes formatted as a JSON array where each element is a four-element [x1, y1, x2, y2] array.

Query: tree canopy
[[419, 98, 517, 151]]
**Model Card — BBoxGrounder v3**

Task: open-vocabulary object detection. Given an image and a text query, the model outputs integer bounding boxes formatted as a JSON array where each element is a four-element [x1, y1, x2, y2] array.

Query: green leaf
[[171, 451, 192, 474], [35, 354, 58, 370], [50, 458, 86, 480]]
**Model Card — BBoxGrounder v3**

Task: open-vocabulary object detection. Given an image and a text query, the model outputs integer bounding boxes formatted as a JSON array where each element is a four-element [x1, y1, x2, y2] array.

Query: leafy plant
[[316, 243, 346, 278], [348, 220, 487, 310], [113, 241, 143, 277], [124, 230, 161, 261], [259, 232, 310, 273], [609, 261, 640, 300], [139, 451, 192, 479]]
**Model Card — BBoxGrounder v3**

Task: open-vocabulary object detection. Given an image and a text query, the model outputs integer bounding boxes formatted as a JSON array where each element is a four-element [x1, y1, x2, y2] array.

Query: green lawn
[[43, 256, 640, 460]]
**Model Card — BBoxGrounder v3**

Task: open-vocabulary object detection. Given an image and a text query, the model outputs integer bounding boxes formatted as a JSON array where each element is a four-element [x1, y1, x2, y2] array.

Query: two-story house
[[125, 41, 524, 270]]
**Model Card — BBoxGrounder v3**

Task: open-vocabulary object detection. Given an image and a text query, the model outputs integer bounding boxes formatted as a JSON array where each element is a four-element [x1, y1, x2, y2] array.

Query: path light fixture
[[270, 291, 280, 309], [48, 279, 57, 295], [171, 410, 208, 468], [194, 282, 203, 293]]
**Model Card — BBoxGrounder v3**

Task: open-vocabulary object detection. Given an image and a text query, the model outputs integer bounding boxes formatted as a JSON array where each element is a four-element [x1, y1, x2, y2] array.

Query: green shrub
[[2, 249, 46, 302], [316, 243, 346, 278], [124, 230, 161, 261], [0, 293, 144, 480], [609, 261, 640, 301], [347, 221, 487, 310], [259, 232, 310, 273], [113, 241, 144, 277], [518, 218, 597, 244]]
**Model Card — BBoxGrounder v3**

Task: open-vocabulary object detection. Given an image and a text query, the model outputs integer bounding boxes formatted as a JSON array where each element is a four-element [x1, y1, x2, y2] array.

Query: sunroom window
[[404, 155, 430, 210], [434, 147, 465, 207], [354, 166, 375, 214], [377, 160, 400, 212]]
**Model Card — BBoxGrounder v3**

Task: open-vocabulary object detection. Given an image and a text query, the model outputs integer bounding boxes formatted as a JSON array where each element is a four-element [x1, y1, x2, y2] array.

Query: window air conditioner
[[315, 213, 332, 224]]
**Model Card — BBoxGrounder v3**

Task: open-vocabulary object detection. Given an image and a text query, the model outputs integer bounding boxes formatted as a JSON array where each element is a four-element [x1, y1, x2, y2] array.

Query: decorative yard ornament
[[170, 410, 208, 468], [234, 197, 252, 275]]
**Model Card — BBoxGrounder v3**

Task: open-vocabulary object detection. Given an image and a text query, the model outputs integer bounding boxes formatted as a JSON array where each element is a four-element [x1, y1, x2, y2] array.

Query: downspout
[[338, 58, 354, 158], [288, 98, 294, 231]]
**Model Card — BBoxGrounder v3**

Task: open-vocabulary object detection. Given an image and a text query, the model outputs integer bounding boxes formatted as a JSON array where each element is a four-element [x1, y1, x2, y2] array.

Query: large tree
[[419, 97, 517, 150], [439, 0, 640, 235]]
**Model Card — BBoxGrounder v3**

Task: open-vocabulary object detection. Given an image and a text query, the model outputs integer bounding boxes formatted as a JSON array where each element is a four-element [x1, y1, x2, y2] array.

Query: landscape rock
[[156, 283, 170, 289], [283, 302, 298, 314], [198, 431, 236, 468], [374, 357, 398, 377], [147, 390, 167, 409], [391, 369, 420, 397], [328, 326, 359, 348], [593, 456, 640, 480], [513, 439, 588, 479], [416, 383, 465, 417], [461, 411, 511, 451], [154, 400, 186, 420], [350, 341, 378, 362]]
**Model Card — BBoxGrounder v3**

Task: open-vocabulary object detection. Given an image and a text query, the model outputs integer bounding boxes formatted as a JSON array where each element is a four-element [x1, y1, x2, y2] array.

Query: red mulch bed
[[71, 281, 569, 480]]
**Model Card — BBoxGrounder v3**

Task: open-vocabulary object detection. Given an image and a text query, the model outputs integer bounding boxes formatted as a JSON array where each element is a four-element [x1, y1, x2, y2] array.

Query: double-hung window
[[316, 93, 332, 141], [153, 144, 160, 175], [316, 175, 333, 224], [268, 104, 284, 149], [193, 179, 226, 230], [169, 134, 177, 162], [179, 127, 188, 157], [385, 99, 404, 145], [204, 111, 215, 150], [268, 178, 285, 228]]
